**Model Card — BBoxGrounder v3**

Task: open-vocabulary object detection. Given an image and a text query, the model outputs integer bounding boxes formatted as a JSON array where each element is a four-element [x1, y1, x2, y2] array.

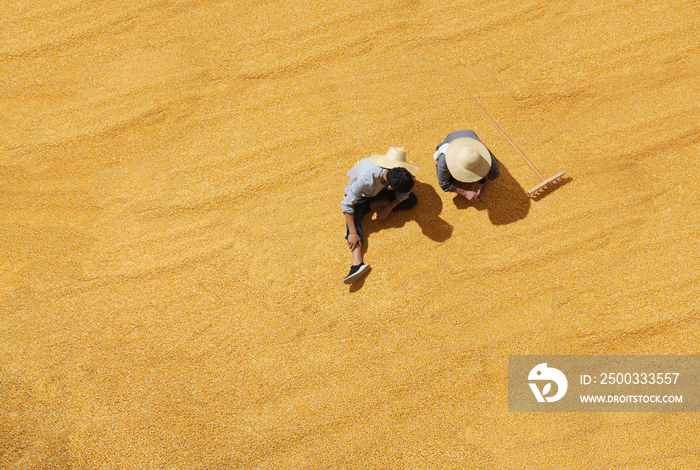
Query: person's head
[[386, 167, 415, 193], [445, 137, 492, 182], [369, 147, 420, 180]]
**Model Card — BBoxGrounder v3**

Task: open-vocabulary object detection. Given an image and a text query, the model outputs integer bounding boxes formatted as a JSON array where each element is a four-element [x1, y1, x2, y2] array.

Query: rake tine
[[528, 170, 566, 196]]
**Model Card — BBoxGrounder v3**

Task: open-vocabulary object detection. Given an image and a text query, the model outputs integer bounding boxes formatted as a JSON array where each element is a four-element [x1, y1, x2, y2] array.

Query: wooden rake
[[468, 93, 565, 197]]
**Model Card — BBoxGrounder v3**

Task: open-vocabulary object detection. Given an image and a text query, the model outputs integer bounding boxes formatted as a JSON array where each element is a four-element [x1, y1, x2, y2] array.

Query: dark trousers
[[345, 189, 418, 243]]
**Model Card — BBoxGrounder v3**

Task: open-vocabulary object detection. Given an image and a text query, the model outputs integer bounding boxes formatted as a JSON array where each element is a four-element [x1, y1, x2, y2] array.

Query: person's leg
[[370, 197, 390, 210], [393, 191, 418, 211], [371, 189, 418, 211], [345, 197, 371, 242], [345, 197, 372, 268], [350, 206, 365, 265], [369, 189, 393, 210]]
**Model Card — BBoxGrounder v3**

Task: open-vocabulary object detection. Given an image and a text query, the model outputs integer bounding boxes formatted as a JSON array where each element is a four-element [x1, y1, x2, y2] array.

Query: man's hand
[[347, 233, 361, 250], [458, 188, 479, 202], [465, 191, 480, 202], [455, 187, 481, 202], [377, 206, 392, 220]]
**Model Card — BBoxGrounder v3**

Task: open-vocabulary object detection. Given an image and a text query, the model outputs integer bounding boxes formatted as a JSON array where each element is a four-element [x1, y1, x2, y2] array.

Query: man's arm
[[344, 212, 361, 250], [437, 154, 479, 200], [342, 183, 362, 251], [475, 178, 492, 200], [475, 154, 499, 200], [455, 187, 477, 200], [436, 155, 457, 192], [376, 198, 401, 220]]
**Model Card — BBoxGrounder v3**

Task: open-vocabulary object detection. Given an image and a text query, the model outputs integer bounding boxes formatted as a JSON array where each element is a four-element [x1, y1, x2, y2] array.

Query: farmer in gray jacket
[[434, 130, 500, 201]]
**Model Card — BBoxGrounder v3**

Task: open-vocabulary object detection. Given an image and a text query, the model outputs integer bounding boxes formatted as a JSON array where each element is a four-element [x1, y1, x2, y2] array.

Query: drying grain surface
[[2, 0, 699, 468]]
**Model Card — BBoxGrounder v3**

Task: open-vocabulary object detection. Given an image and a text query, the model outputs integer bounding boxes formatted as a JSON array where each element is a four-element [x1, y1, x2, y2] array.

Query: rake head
[[528, 171, 567, 197]]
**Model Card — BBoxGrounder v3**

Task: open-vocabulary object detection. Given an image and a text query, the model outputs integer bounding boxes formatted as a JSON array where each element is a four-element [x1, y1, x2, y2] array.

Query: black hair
[[386, 167, 414, 193]]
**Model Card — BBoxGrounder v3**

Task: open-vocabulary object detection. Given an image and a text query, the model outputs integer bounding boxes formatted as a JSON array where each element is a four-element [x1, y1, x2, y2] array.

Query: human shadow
[[452, 162, 530, 225], [361, 180, 454, 243], [348, 181, 454, 292]]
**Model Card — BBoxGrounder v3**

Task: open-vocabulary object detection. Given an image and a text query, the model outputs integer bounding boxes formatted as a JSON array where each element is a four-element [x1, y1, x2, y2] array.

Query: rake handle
[[467, 93, 546, 181]]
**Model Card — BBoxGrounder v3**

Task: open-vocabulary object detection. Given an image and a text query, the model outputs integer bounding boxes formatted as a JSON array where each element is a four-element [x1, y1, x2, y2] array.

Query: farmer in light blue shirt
[[341, 147, 419, 284]]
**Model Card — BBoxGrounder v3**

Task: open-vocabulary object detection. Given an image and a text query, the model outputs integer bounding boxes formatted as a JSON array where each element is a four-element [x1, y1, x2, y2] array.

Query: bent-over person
[[434, 129, 500, 201]]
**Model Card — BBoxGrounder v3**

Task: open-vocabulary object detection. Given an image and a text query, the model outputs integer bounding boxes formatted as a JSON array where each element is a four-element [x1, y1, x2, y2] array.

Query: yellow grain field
[[1, 0, 699, 468]]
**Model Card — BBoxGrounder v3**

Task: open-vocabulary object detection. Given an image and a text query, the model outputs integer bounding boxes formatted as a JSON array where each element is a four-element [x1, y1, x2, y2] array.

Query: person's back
[[434, 129, 500, 202]]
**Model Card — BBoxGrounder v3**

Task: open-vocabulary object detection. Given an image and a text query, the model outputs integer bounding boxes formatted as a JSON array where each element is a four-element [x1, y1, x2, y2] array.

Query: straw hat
[[445, 138, 492, 182], [369, 147, 419, 174]]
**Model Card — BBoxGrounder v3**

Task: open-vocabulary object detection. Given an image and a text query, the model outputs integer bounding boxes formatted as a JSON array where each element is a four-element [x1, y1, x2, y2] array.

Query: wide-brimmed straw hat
[[369, 147, 419, 174], [445, 137, 492, 182]]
